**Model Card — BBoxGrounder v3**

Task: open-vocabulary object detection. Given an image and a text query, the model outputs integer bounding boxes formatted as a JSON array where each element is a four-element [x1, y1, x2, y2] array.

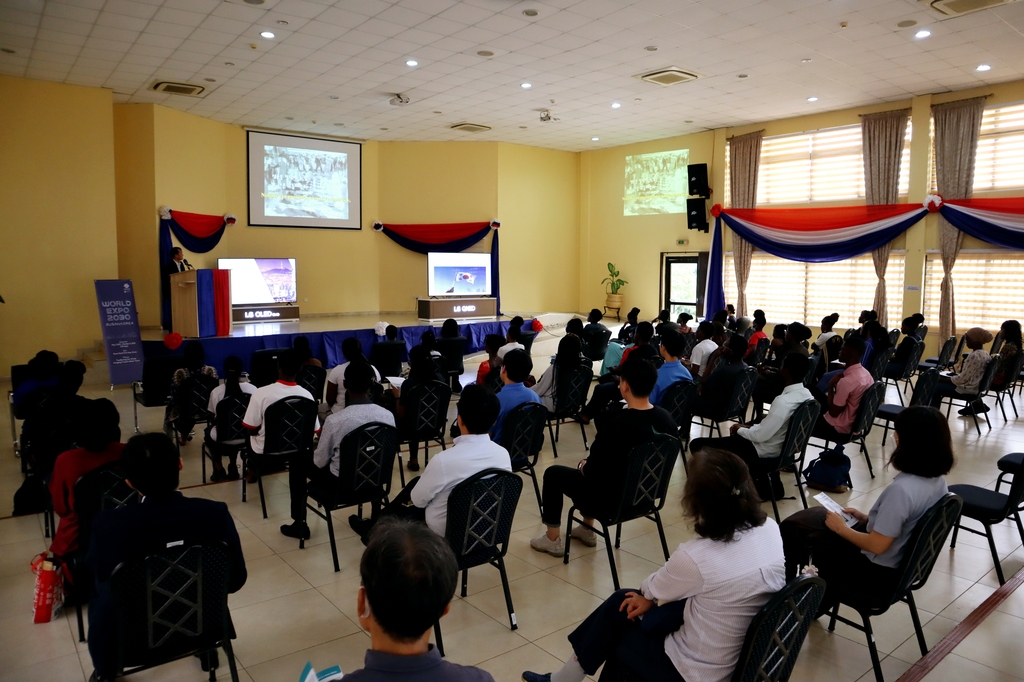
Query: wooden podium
[[170, 270, 201, 337], [170, 269, 231, 337]]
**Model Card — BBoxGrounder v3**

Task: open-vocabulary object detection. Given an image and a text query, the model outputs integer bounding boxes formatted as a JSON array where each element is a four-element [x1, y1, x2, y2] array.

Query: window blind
[[922, 254, 1024, 332], [724, 253, 906, 327], [930, 101, 1024, 193]]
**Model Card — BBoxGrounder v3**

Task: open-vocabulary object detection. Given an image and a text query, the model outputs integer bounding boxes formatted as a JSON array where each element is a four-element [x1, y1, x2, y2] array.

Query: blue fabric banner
[[95, 279, 144, 385], [705, 219, 726, 318], [196, 268, 217, 337]]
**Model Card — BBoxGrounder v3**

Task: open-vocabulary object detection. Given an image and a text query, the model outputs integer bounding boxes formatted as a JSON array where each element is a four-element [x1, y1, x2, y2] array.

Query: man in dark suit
[[86, 432, 247, 682]]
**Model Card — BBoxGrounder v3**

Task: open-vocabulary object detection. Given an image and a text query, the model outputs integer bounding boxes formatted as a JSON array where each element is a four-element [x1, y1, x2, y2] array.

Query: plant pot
[[605, 293, 623, 310]]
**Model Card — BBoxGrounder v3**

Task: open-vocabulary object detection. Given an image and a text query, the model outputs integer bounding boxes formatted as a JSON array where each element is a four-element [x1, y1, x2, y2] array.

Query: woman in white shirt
[[205, 355, 257, 481], [522, 448, 786, 682]]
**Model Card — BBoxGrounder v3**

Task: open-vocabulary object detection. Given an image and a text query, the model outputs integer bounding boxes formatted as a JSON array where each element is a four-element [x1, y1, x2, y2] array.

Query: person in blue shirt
[[650, 330, 692, 405], [491, 349, 542, 443]]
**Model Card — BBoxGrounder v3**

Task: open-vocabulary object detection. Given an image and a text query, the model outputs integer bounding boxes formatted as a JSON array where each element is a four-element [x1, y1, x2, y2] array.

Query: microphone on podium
[[183, 259, 194, 271]]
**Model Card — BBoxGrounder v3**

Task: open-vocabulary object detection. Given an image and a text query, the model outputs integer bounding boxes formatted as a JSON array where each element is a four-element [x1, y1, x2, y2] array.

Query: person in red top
[[745, 317, 769, 362], [48, 399, 124, 559], [476, 334, 505, 385]]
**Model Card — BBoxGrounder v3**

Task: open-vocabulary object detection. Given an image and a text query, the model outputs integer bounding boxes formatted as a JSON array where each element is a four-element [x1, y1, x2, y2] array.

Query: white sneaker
[[530, 533, 565, 557], [570, 525, 598, 547]]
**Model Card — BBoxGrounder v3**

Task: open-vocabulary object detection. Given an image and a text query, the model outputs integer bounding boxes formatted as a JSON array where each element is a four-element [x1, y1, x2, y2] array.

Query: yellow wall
[[0, 76, 119, 371]]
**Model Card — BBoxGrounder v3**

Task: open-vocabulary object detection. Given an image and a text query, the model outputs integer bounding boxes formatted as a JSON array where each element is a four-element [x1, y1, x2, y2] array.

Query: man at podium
[[163, 247, 187, 332]]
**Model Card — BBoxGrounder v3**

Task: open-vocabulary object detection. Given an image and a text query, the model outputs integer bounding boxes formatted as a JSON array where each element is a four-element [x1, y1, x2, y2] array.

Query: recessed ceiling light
[[915, 29, 931, 38], [897, 19, 917, 28], [521, 82, 532, 89], [328, 95, 338, 99], [284, 116, 294, 120], [204, 78, 216, 82], [977, 64, 991, 71], [807, 96, 818, 102], [1, 48, 15, 54], [224, 61, 235, 66], [611, 102, 621, 108], [477, 50, 494, 57], [406, 59, 418, 66], [801, 58, 812, 63], [522, 9, 539, 16], [276, 20, 289, 26], [592, 137, 599, 141], [260, 31, 274, 38], [738, 74, 748, 78], [644, 46, 658, 52]]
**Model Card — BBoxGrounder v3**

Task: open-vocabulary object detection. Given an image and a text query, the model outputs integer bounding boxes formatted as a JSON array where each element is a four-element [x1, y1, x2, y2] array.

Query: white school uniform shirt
[[737, 383, 814, 457], [207, 381, 258, 442], [813, 331, 837, 349], [496, 342, 525, 360], [640, 520, 786, 682], [242, 380, 320, 454], [327, 361, 381, 413], [689, 339, 719, 376], [409, 434, 512, 536]]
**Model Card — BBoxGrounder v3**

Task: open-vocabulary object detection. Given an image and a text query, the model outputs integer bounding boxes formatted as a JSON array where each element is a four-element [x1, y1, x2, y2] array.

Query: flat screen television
[[427, 252, 491, 297], [218, 258, 297, 305]]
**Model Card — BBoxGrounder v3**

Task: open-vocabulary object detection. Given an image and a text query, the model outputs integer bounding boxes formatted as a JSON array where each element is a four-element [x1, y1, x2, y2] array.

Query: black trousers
[[567, 589, 684, 681], [289, 455, 339, 523], [811, 415, 850, 445], [540, 465, 600, 528], [690, 435, 782, 498], [584, 381, 622, 418]]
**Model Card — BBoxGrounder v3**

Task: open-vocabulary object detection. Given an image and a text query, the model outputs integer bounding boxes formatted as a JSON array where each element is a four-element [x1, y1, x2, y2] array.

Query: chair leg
[[860, 438, 875, 478], [548, 421, 559, 458], [827, 604, 838, 632], [326, 509, 339, 572], [614, 522, 621, 549], [496, 555, 518, 630], [881, 421, 889, 446], [555, 421, 560, 442], [257, 472, 267, 519], [1015, 512, 1024, 548], [907, 592, 928, 656], [654, 511, 670, 561], [433, 622, 445, 658], [600, 521, 620, 590], [397, 451, 406, 488], [983, 407, 992, 431], [950, 520, 960, 548], [563, 508, 575, 565], [579, 419, 589, 451], [794, 470, 808, 509], [896, 381, 905, 406], [223, 639, 240, 682], [76, 600, 85, 642], [998, 394, 1008, 421], [241, 459, 247, 502], [984, 524, 1005, 585], [861, 613, 885, 682], [678, 435, 688, 472], [527, 465, 543, 517], [769, 485, 781, 523]]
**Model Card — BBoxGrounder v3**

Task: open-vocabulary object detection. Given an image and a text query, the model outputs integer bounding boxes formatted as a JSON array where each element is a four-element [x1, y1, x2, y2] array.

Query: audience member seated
[[347, 519, 495, 682], [580, 322, 658, 424], [699, 335, 750, 416], [19, 360, 88, 479], [696, 322, 729, 381], [12, 349, 60, 410], [532, 335, 585, 411], [420, 330, 442, 359], [369, 325, 406, 377], [583, 308, 608, 336], [86, 432, 247, 682], [617, 307, 641, 344], [812, 313, 841, 353], [57, 359, 89, 411], [356, 385, 510, 537], [930, 327, 993, 414], [683, 321, 719, 377], [476, 333, 506, 385], [328, 337, 382, 413], [391, 346, 447, 472], [989, 319, 1023, 398], [164, 341, 218, 446], [649, 330, 693, 406], [531, 358, 676, 556], [620, 321, 659, 364], [857, 309, 879, 335], [491, 350, 542, 444], [885, 314, 925, 378], [522, 448, 784, 682], [565, 317, 585, 338], [49, 399, 124, 561], [861, 320, 891, 373], [735, 315, 752, 336], [744, 317, 769, 362], [655, 308, 680, 336], [781, 406, 952, 613], [812, 336, 872, 445], [691, 354, 812, 498], [437, 318, 468, 393], [726, 303, 738, 330], [241, 350, 321, 539], [764, 324, 788, 366], [677, 312, 694, 335], [205, 355, 257, 482], [752, 323, 811, 413], [497, 325, 525, 360], [711, 309, 729, 327], [294, 335, 322, 367]]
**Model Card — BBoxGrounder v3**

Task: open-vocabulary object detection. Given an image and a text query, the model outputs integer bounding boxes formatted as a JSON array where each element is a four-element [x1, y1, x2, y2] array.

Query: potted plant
[[602, 262, 627, 311]]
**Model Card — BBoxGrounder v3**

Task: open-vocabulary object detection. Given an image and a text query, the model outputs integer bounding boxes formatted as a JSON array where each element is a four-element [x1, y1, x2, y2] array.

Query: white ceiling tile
[[152, 7, 207, 27], [44, 3, 100, 23], [146, 20, 196, 38]]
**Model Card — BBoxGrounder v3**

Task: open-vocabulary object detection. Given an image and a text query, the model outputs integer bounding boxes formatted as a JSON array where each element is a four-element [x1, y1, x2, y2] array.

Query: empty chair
[[810, 381, 886, 479], [992, 352, 1024, 420], [918, 335, 956, 375], [545, 363, 593, 458], [500, 402, 547, 515], [132, 356, 186, 433], [875, 369, 940, 446], [242, 396, 319, 519], [582, 328, 612, 362], [296, 364, 327, 404], [396, 380, 452, 487]]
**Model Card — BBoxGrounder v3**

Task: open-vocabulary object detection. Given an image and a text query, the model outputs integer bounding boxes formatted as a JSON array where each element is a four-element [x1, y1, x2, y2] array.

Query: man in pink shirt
[[814, 335, 874, 440]]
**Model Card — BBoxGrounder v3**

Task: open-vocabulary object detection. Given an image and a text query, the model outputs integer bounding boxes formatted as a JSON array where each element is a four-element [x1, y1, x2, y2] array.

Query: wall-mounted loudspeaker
[[687, 198, 708, 232], [687, 163, 709, 198]]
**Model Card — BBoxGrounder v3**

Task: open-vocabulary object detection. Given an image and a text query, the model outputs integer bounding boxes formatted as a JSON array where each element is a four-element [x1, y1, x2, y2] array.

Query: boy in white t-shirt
[[326, 337, 381, 414]]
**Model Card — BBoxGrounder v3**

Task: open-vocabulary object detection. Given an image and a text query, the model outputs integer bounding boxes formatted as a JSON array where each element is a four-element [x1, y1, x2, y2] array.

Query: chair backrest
[[405, 380, 452, 436], [778, 400, 821, 469], [802, 353, 822, 389], [900, 341, 926, 380], [110, 540, 233, 668], [843, 328, 858, 341], [519, 330, 537, 356], [824, 335, 844, 367], [752, 337, 770, 366], [975, 355, 999, 396], [610, 433, 680, 523], [435, 337, 468, 374], [744, 327, 755, 340], [888, 329, 901, 345], [660, 380, 695, 430], [501, 402, 547, 469], [725, 366, 758, 421], [139, 356, 187, 406], [909, 368, 940, 407], [730, 575, 827, 682], [248, 347, 290, 388], [10, 363, 30, 393], [681, 333, 699, 357], [582, 328, 612, 361], [175, 374, 219, 421], [551, 364, 594, 418], [918, 325, 929, 338], [851, 381, 886, 438], [868, 346, 894, 381], [934, 336, 957, 368], [73, 462, 140, 556], [998, 458, 1024, 517], [444, 469, 522, 570], [296, 364, 327, 404], [485, 365, 504, 394], [369, 340, 405, 379], [262, 396, 319, 456], [952, 335, 967, 365], [990, 333, 1004, 357], [881, 493, 963, 613], [335, 422, 399, 504], [214, 392, 252, 443]]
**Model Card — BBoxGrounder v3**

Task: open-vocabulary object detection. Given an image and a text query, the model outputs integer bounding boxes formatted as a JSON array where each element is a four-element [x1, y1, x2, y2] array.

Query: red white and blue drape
[[374, 220, 501, 312], [159, 207, 234, 334]]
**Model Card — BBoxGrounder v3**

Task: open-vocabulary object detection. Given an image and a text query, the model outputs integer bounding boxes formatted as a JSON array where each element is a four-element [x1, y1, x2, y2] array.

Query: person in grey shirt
[[780, 406, 953, 612]]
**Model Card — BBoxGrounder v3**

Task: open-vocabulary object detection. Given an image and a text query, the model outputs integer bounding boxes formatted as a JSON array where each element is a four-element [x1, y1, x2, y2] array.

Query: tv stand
[[417, 297, 496, 320], [232, 304, 300, 323]]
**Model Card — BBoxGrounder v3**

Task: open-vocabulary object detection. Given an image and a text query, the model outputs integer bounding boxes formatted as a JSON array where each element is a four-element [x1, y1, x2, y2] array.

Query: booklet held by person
[[813, 492, 858, 527], [300, 661, 344, 682]]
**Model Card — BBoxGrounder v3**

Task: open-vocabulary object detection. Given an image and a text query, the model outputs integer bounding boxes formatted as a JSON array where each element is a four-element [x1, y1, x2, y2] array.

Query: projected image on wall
[[263, 146, 349, 220], [623, 149, 690, 216]]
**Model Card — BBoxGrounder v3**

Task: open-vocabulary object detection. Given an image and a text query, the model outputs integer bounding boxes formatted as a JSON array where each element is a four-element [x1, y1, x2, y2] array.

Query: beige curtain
[[728, 131, 763, 318], [932, 97, 986, 338], [862, 109, 910, 328]]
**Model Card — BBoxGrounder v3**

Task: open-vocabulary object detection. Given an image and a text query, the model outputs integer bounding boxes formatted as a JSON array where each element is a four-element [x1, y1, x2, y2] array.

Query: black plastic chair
[[875, 369, 939, 446], [248, 347, 290, 388], [305, 422, 399, 570], [296, 365, 327, 404], [545, 364, 593, 458], [843, 328, 859, 341], [937, 356, 998, 435], [918, 335, 956, 375], [242, 396, 319, 519], [109, 540, 240, 682], [810, 381, 886, 480], [659, 379, 696, 471], [500, 402, 547, 515], [992, 352, 1024, 421], [71, 463, 140, 641], [888, 328, 901, 346], [759, 399, 820, 522], [484, 365, 504, 394], [201, 393, 252, 484], [169, 374, 219, 451], [435, 337, 468, 392], [519, 330, 537, 356], [582, 328, 612, 362], [692, 366, 758, 437], [866, 346, 894, 382], [750, 336, 770, 367], [949, 456, 1024, 585], [132, 356, 186, 433], [825, 493, 963, 682], [369, 340, 405, 379], [681, 332, 699, 357], [802, 353, 822, 389], [397, 380, 452, 487], [564, 434, 680, 589], [883, 341, 924, 405]]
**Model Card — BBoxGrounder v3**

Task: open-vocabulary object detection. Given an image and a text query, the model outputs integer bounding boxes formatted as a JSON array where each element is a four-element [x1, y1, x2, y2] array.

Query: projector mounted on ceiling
[[451, 122, 491, 133], [634, 67, 700, 87], [918, 0, 1020, 16], [151, 81, 206, 97]]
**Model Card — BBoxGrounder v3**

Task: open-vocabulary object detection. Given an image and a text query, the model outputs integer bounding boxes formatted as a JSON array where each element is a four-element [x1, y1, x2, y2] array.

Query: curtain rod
[[726, 129, 765, 141], [858, 108, 911, 117]]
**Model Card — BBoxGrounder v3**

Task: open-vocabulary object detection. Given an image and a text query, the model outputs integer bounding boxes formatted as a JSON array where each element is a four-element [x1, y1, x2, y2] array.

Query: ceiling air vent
[[450, 122, 491, 133], [919, 0, 1020, 16], [635, 67, 700, 87], [151, 81, 206, 97]]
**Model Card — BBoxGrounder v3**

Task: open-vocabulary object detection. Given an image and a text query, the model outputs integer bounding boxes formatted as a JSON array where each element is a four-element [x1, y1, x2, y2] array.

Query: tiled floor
[[2, 327, 1023, 682]]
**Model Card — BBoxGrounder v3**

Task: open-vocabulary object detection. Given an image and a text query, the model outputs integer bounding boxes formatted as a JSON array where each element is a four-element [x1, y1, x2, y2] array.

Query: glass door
[[664, 256, 699, 319]]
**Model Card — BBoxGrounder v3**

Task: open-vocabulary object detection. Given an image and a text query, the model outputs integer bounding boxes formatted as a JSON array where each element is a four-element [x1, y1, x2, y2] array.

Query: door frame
[[660, 252, 708, 318]]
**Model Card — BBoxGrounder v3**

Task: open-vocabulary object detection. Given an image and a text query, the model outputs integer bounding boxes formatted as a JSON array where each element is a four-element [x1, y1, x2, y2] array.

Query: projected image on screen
[[432, 267, 488, 295], [218, 258, 297, 305], [263, 146, 349, 220], [623, 149, 690, 216]]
